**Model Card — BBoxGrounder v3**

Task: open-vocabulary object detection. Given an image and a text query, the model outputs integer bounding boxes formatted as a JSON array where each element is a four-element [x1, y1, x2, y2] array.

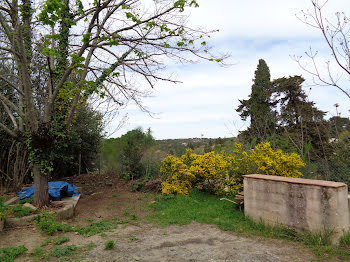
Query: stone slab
[[23, 203, 37, 211], [244, 174, 347, 188], [5, 214, 38, 227], [4, 197, 20, 206]]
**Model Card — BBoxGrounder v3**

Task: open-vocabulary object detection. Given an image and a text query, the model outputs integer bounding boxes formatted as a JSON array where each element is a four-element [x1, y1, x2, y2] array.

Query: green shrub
[[35, 211, 73, 235], [132, 181, 145, 192], [0, 246, 27, 262], [105, 240, 115, 250]]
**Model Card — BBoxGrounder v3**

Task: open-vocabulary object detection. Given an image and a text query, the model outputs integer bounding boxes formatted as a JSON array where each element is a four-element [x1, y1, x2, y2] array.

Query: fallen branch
[[219, 198, 236, 204]]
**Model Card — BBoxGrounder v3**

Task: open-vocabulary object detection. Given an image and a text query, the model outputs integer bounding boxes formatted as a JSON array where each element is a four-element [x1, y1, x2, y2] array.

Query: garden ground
[[0, 174, 345, 261]]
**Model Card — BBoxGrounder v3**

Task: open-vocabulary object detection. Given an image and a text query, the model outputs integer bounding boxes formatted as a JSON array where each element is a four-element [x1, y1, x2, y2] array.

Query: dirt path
[[0, 222, 317, 262], [85, 222, 316, 262]]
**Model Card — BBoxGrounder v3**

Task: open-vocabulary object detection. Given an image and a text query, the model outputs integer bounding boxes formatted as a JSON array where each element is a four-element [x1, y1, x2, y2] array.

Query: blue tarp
[[18, 181, 80, 200]]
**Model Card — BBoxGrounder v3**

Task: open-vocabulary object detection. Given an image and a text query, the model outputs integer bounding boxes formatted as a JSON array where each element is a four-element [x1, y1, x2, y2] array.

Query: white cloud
[[106, 0, 350, 139]]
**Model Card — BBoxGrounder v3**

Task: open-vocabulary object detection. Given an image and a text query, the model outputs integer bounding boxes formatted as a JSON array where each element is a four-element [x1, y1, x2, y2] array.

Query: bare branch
[[0, 121, 16, 138], [296, 0, 350, 99]]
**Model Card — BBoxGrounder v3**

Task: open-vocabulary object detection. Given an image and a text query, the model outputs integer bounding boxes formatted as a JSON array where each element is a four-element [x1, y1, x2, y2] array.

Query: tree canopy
[[0, 0, 225, 206]]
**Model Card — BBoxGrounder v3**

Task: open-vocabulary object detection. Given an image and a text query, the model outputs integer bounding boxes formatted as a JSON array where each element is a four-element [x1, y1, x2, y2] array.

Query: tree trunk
[[33, 164, 50, 207]]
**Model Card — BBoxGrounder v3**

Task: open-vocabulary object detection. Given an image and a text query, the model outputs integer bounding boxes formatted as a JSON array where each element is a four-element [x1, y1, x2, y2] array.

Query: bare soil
[[0, 173, 334, 261]]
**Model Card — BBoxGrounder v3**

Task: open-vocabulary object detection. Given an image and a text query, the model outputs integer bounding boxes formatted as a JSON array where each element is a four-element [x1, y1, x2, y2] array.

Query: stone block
[[56, 203, 74, 220], [23, 203, 37, 211]]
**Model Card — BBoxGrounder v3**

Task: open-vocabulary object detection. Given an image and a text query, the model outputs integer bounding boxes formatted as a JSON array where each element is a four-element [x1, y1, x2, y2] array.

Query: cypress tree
[[236, 59, 276, 142]]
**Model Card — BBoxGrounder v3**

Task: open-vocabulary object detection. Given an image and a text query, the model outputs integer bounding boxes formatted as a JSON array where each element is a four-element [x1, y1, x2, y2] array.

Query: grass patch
[[78, 219, 118, 237], [40, 238, 52, 247], [123, 211, 138, 221], [129, 236, 138, 242], [49, 245, 77, 258], [0, 246, 27, 262], [149, 190, 294, 237], [149, 189, 350, 260], [19, 197, 34, 204], [11, 204, 34, 218], [0, 196, 9, 203], [35, 211, 119, 238], [1, 203, 34, 219], [312, 246, 350, 261], [340, 232, 350, 247], [112, 216, 129, 224], [105, 240, 115, 250], [54, 236, 70, 245], [29, 247, 48, 260], [87, 242, 96, 250]]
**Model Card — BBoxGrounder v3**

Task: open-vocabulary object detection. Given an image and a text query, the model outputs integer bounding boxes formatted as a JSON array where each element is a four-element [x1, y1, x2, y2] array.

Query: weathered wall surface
[[244, 174, 349, 243]]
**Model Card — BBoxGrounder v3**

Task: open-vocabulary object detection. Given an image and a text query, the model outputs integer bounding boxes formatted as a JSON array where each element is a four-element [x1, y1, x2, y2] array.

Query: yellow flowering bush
[[160, 155, 194, 195], [189, 152, 231, 194], [248, 142, 305, 178], [160, 142, 305, 196]]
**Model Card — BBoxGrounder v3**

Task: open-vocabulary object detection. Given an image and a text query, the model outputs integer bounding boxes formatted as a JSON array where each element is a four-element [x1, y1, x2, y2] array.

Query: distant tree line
[[101, 128, 160, 180]]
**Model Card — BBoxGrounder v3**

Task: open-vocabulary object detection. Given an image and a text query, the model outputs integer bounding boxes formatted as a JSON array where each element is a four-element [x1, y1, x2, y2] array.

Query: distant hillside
[[157, 137, 235, 156]]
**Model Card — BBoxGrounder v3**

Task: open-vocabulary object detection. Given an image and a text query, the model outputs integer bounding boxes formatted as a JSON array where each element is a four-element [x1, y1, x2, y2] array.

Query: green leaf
[[82, 33, 92, 44]]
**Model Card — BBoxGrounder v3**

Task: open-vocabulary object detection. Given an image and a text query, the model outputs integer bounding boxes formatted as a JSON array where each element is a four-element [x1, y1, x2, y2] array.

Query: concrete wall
[[244, 174, 349, 243]]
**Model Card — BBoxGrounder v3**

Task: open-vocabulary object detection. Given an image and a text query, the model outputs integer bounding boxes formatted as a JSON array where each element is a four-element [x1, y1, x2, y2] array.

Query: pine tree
[[272, 75, 331, 163], [236, 59, 276, 142]]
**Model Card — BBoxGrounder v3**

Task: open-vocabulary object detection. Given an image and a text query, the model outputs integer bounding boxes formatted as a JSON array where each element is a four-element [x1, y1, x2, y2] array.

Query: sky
[[105, 0, 350, 139]]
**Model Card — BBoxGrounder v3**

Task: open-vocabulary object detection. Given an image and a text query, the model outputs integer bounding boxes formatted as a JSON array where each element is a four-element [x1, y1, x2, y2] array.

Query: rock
[[4, 197, 20, 206], [23, 203, 37, 211]]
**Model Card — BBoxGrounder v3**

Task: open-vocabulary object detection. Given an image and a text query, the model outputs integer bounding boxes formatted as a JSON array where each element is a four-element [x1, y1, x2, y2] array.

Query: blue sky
[[105, 0, 350, 139]]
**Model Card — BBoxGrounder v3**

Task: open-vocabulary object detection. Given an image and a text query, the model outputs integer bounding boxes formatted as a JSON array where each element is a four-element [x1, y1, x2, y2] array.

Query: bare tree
[[0, 0, 226, 206], [295, 0, 350, 100]]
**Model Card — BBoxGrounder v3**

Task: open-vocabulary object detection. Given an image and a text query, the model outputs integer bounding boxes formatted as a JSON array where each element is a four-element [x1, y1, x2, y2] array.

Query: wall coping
[[244, 174, 347, 188]]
